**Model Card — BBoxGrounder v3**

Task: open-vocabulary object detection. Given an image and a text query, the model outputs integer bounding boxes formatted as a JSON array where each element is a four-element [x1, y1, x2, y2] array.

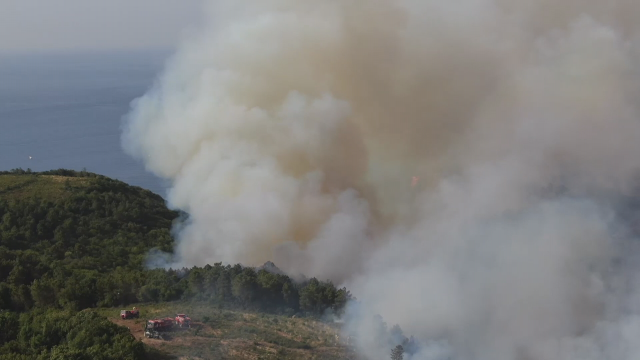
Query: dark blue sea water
[[0, 50, 170, 196]]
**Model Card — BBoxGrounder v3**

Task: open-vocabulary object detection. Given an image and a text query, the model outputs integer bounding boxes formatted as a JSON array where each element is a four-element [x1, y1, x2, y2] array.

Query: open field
[[0, 174, 91, 201], [99, 302, 358, 360]]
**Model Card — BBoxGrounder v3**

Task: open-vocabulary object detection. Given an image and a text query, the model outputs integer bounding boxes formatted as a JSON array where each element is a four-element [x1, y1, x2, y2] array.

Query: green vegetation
[[0, 168, 177, 312], [0, 169, 354, 359], [0, 309, 145, 360], [0, 171, 90, 201]]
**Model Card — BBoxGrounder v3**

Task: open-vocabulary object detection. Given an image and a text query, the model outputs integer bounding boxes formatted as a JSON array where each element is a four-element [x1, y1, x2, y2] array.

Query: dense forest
[[0, 169, 352, 359], [0, 310, 146, 360]]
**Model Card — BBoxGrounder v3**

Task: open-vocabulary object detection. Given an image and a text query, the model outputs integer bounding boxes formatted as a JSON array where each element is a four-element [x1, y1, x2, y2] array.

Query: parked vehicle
[[120, 307, 139, 319], [175, 314, 191, 328], [144, 318, 174, 339]]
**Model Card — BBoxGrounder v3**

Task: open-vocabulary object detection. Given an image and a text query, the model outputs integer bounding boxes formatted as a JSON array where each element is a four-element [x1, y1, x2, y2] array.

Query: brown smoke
[[123, 0, 640, 358]]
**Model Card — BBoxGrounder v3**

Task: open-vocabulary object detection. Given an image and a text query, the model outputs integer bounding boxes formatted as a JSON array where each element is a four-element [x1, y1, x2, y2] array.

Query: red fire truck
[[144, 318, 174, 339]]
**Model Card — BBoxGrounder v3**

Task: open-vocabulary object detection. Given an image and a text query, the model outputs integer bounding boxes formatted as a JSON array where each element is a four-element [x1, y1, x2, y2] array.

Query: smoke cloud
[[122, 0, 640, 359]]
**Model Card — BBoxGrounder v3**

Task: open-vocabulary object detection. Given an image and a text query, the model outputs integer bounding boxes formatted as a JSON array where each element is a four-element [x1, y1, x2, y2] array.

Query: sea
[[0, 50, 171, 196]]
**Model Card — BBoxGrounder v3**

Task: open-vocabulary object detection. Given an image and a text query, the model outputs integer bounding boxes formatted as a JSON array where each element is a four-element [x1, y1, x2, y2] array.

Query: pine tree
[[390, 344, 404, 360]]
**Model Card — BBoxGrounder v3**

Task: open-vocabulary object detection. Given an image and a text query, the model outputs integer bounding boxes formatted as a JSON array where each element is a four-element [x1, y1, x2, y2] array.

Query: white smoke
[[122, 0, 640, 359]]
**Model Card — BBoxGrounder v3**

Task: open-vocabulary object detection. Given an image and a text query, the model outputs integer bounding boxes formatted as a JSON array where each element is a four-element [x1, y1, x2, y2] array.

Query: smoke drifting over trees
[[122, 0, 640, 359]]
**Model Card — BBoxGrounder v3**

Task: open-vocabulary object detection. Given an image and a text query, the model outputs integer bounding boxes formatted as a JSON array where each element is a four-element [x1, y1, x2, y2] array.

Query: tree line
[[2, 257, 350, 317]]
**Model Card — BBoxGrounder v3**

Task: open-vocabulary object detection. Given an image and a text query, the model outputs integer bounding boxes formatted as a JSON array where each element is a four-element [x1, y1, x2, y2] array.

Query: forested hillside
[[0, 169, 352, 359], [0, 169, 177, 311]]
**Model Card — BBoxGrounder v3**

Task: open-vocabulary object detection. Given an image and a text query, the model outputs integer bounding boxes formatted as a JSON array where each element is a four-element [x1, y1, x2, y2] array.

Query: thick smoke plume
[[122, 0, 640, 359]]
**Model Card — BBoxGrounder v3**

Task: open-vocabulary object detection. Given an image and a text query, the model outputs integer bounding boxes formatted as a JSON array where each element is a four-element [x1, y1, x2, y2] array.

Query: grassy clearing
[[99, 301, 356, 360], [0, 174, 90, 201]]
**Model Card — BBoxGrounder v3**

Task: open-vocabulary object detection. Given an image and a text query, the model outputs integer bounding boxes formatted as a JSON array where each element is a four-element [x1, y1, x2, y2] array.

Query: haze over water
[[0, 50, 169, 196]]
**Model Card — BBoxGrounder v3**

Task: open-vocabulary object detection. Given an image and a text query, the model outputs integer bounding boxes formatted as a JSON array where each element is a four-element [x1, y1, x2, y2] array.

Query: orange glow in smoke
[[411, 176, 419, 187]]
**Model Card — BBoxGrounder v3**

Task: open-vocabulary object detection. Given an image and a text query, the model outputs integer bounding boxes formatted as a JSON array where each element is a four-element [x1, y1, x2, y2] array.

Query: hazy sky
[[0, 0, 204, 52]]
